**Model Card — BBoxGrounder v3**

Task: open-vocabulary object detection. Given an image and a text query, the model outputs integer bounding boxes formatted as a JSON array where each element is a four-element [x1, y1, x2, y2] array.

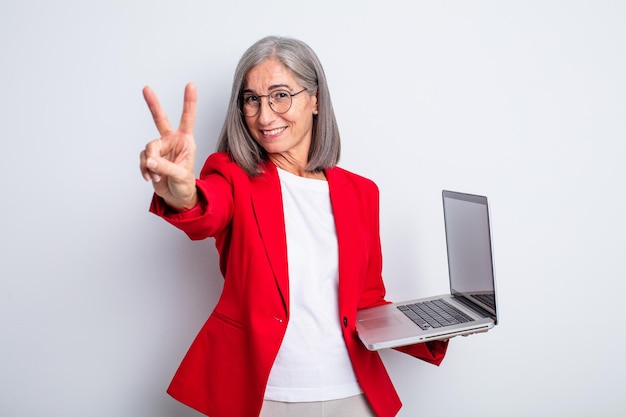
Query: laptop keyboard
[[471, 293, 496, 310], [397, 299, 474, 330]]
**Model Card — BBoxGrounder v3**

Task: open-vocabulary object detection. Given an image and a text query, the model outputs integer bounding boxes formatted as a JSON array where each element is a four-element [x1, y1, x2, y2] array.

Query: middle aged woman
[[140, 36, 448, 417]]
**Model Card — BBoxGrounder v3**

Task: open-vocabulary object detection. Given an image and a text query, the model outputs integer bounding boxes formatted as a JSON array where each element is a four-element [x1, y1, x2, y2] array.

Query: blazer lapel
[[250, 162, 290, 311], [327, 168, 360, 311]]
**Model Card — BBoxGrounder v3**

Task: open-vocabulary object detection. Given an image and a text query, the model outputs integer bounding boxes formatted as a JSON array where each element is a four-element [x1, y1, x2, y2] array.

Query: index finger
[[143, 85, 173, 135], [179, 83, 197, 135]]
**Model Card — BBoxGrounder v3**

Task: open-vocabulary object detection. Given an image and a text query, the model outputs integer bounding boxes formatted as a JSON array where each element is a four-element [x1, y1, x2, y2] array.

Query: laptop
[[356, 190, 498, 350]]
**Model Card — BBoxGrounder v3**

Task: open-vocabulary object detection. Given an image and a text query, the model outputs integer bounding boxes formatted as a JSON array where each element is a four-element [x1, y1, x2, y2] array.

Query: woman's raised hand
[[140, 83, 199, 211]]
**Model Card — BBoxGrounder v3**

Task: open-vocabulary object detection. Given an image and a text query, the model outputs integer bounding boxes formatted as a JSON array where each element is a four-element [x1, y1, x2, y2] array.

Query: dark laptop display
[[444, 191, 498, 323]]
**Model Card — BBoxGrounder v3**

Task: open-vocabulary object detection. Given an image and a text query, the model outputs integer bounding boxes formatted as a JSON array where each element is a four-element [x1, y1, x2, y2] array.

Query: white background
[[1, 1, 625, 416]]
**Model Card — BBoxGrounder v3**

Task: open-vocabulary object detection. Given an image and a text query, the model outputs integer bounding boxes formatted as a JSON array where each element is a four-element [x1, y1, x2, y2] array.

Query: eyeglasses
[[240, 88, 307, 117]]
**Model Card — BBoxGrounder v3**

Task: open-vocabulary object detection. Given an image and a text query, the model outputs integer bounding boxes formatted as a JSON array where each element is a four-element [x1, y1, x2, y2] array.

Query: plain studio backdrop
[[1, 1, 624, 416]]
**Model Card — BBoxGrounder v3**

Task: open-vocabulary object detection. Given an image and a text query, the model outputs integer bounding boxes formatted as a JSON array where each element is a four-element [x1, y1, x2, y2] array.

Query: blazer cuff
[[393, 339, 449, 366], [149, 182, 208, 222]]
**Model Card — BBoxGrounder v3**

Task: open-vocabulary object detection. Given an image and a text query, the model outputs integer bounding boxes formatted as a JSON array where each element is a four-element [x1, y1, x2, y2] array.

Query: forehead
[[244, 58, 298, 91]]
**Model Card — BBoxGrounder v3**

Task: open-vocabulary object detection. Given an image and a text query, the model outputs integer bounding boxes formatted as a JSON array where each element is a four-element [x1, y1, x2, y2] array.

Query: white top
[[264, 168, 362, 402]]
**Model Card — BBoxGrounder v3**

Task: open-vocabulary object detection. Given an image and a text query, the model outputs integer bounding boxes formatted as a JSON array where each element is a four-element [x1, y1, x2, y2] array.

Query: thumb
[[146, 156, 190, 183]]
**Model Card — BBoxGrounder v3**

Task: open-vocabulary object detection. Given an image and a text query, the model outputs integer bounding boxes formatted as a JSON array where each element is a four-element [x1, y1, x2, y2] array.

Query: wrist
[[175, 193, 199, 211], [162, 187, 199, 212]]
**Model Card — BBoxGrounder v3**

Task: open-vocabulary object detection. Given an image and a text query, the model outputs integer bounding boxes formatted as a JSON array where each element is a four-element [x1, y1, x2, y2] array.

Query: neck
[[269, 154, 326, 180]]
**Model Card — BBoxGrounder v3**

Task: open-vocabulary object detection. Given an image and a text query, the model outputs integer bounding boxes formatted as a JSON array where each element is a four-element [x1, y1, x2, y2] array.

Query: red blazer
[[150, 152, 447, 417]]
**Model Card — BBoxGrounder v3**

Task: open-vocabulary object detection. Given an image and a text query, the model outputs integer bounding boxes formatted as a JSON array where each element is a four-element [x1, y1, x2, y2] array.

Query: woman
[[140, 36, 448, 417]]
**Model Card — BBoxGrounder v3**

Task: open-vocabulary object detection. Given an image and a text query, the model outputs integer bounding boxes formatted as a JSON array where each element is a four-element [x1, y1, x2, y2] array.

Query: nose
[[256, 96, 276, 124]]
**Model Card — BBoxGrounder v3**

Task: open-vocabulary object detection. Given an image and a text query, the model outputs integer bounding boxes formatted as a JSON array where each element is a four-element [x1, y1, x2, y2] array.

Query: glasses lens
[[242, 94, 259, 117], [241, 90, 295, 117], [269, 91, 292, 114]]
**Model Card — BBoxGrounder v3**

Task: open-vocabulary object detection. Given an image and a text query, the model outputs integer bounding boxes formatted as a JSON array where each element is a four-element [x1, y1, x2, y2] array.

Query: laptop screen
[[442, 191, 497, 322]]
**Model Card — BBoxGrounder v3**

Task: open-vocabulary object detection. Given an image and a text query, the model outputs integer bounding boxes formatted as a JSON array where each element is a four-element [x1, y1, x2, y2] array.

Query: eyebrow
[[242, 83, 293, 94]]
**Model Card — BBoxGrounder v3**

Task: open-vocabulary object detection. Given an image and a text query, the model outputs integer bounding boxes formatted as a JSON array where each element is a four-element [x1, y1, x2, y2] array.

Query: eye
[[243, 94, 259, 106], [272, 90, 290, 102]]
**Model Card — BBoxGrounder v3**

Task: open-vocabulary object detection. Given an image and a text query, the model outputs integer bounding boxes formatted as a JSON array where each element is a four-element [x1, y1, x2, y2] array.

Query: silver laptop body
[[356, 190, 498, 351]]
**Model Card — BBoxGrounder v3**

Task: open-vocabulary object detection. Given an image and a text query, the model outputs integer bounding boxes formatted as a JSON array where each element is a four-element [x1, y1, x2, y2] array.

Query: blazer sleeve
[[393, 340, 448, 366], [149, 153, 235, 240], [358, 177, 449, 366]]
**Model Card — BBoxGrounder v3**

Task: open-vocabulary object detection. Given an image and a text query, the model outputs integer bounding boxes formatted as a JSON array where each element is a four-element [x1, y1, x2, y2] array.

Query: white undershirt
[[264, 168, 362, 402]]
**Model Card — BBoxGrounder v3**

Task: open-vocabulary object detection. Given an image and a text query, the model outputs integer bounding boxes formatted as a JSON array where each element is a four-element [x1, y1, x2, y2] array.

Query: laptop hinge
[[452, 295, 495, 321]]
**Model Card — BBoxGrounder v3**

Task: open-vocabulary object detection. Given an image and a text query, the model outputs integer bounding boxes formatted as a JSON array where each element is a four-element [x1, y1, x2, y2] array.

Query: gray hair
[[216, 36, 341, 176]]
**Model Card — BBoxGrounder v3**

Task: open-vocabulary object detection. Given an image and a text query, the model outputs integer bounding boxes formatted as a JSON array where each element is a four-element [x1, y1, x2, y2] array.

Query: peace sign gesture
[[140, 83, 199, 211]]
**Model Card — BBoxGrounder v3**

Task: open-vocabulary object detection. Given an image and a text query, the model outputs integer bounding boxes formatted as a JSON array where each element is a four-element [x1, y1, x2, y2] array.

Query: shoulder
[[199, 152, 249, 181], [201, 152, 238, 173], [200, 152, 275, 180], [327, 166, 379, 195]]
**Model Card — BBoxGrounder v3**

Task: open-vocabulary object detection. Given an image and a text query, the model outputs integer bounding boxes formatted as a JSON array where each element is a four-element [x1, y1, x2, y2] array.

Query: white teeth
[[263, 127, 285, 136]]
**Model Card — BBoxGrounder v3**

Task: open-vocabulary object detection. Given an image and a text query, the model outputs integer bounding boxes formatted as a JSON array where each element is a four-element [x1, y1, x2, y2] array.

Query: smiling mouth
[[261, 127, 287, 137]]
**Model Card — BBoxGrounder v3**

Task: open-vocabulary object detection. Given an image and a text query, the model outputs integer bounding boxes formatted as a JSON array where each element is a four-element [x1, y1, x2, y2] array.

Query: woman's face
[[243, 58, 318, 165]]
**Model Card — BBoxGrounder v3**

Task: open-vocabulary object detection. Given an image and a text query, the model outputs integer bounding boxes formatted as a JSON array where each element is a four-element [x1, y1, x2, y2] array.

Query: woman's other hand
[[140, 83, 199, 211]]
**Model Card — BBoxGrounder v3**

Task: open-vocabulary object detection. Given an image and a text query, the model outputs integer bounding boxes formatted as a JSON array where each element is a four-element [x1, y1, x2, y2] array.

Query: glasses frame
[[240, 87, 308, 118]]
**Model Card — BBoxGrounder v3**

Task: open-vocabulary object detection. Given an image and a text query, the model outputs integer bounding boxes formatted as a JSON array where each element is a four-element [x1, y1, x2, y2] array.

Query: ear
[[312, 93, 319, 115]]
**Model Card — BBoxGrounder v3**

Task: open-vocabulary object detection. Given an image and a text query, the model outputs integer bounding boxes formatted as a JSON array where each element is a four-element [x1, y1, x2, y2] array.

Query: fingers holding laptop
[[462, 329, 489, 337], [443, 328, 489, 342]]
